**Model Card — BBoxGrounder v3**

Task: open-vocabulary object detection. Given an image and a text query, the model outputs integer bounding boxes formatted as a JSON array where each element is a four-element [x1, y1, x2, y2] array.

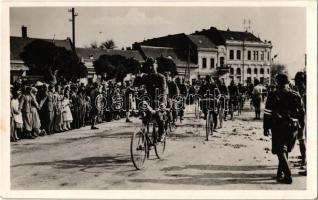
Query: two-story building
[[192, 27, 272, 85], [133, 26, 272, 85]]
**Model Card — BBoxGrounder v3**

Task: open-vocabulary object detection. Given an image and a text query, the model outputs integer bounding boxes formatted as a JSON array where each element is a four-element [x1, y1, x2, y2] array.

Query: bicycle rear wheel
[[130, 130, 147, 170]]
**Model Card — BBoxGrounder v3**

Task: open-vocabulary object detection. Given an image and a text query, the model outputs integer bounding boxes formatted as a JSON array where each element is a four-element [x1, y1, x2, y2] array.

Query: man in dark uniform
[[263, 74, 305, 184], [198, 75, 220, 130], [134, 58, 168, 142], [217, 79, 229, 126], [175, 77, 187, 121], [165, 72, 180, 124], [90, 82, 101, 129], [293, 71, 307, 175], [228, 80, 239, 119]]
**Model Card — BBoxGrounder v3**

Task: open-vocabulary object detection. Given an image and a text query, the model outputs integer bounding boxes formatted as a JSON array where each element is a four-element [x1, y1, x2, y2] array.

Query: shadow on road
[[161, 165, 276, 171], [129, 164, 280, 186], [12, 154, 132, 173]]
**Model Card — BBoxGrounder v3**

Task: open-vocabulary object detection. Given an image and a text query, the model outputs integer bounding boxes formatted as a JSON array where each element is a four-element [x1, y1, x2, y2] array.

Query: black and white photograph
[[1, 1, 317, 199]]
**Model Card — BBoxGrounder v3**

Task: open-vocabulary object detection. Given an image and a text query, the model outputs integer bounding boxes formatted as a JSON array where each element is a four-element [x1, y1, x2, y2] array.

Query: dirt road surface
[[11, 104, 306, 190]]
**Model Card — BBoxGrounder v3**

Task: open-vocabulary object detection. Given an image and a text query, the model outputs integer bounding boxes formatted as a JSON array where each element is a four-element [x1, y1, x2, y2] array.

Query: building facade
[[134, 26, 272, 85]]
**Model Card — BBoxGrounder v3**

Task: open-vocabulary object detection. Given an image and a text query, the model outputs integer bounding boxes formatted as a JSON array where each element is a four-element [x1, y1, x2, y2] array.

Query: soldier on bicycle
[[198, 75, 220, 130], [133, 58, 168, 142]]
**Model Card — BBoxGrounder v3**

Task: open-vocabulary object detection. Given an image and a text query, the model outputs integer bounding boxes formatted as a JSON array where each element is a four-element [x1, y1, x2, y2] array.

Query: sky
[[10, 6, 306, 77]]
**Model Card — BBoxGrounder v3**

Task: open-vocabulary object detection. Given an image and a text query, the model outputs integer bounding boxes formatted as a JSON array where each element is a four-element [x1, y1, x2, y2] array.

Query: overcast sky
[[10, 7, 306, 77]]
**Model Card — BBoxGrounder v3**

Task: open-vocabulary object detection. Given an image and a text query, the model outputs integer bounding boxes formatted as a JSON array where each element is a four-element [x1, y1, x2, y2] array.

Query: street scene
[[9, 6, 308, 191], [11, 103, 306, 190]]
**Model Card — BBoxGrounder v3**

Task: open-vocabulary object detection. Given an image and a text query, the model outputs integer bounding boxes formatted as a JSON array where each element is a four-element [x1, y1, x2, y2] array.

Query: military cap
[[276, 73, 289, 85]]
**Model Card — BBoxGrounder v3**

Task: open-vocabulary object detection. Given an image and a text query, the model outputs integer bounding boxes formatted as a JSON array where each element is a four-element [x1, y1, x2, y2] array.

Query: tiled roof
[[10, 36, 73, 60], [192, 27, 263, 45], [219, 30, 262, 42], [139, 45, 197, 68], [187, 35, 217, 49], [75, 48, 144, 62]]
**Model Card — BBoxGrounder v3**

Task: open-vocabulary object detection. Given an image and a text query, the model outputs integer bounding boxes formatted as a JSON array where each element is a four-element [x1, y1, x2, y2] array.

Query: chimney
[[21, 26, 27, 38]]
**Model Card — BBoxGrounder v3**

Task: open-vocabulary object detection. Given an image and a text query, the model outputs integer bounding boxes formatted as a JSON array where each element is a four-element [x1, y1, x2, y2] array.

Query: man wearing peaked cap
[[263, 73, 305, 184]]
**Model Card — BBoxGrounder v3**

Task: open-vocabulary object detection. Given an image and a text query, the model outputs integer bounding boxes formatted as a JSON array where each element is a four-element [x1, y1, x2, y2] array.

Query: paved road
[[11, 104, 306, 190]]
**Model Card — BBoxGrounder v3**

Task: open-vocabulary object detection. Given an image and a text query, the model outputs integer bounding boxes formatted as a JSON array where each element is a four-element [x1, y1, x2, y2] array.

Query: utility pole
[[68, 8, 78, 48]]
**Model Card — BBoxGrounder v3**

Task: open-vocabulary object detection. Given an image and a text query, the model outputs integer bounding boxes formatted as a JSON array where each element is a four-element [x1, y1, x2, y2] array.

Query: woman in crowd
[[62, 90, 73, 131], [30, 87, 41, 137], [11, 89, 23, 142]]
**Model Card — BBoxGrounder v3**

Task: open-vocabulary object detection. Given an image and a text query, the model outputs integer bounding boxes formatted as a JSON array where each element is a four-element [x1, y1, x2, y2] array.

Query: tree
[[20, 39, 87, 84], [140, 57, 178, 77], [90, 41, 98, 49], [100, 39, 116, 50], [270, 63, 288, 84], [93, 54, 140, 82]]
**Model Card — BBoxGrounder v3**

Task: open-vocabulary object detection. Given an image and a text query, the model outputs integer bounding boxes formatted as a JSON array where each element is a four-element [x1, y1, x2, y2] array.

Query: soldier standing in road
[[263, 74, 305, 184], [90, 82, 101, 130], [293, 71, 307, 176], [252, 79, 264, 119]]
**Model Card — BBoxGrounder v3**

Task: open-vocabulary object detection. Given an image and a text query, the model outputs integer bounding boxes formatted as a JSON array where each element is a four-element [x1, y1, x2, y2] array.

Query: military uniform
[[263, 87, 305, 154]]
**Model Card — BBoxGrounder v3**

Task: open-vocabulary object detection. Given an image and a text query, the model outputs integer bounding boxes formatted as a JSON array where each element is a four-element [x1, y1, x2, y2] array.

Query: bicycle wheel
[[205, 112, 213, 141], [155, 132, 166, 159], [130, 130, 147, 170]]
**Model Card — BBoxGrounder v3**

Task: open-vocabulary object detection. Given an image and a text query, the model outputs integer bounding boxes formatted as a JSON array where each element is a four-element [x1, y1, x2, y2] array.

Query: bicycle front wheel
[[206, 113, 213, 141], [155, 133, 166, 159], [130, 130, 147, 170]]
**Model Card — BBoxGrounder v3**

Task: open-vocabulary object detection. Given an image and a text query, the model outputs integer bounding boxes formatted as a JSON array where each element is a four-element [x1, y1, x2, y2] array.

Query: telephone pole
[[68, 8, 78, 48]]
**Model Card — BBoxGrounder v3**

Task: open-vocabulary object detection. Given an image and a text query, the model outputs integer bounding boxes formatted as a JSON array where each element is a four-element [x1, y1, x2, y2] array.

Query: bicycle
[[130, 111, 168, 170], [200, 97, 217, 141], [205, 109, 214, 141]]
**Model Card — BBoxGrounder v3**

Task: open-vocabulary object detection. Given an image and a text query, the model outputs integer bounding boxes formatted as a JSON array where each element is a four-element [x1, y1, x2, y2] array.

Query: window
[[210, 58, 215, 68], [236, 50, 241, 60], [248, 51, 251, 60], [254, 68, 258, 74], [267, 52, 270, 61], [202, 58, 207, 68], [261, 51, 264, 60], [237, 68, 241, 75], [229, 50, 234, 60], [220, 57, 225, 67], [255, 51, 259, 60], [247, 68, 251, 74], [247, 77, 252, 84], [260, 77, 264, 84], [230, 68, 234, 74], [267, 68, 270, 74], [253, 51, 257, 60], [260, 68, 264, 74]]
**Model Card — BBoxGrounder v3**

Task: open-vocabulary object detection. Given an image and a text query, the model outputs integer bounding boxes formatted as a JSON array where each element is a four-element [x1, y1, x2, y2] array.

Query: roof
[[187, 35, 217, 49], [11, 63, 29, 71], [10, 36, 73, 60], [75, 48, 144, 62], [192, 26, 263, 45], [138, 45, 197, 68], [218, 30, 262, 42]]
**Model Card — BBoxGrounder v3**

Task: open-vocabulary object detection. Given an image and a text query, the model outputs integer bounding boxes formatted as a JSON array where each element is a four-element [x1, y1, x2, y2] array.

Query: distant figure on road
[[252, 79, 263, 119], [263, 73, 305, 184]]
